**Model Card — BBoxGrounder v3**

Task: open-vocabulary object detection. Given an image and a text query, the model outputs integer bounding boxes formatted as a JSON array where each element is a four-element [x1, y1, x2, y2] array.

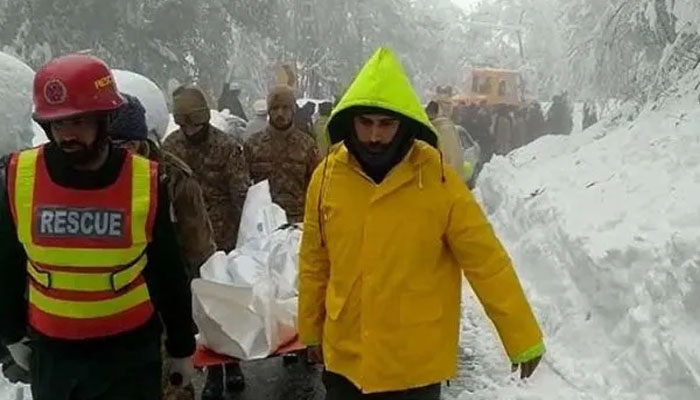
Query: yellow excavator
[[453, 68, 524, 106]]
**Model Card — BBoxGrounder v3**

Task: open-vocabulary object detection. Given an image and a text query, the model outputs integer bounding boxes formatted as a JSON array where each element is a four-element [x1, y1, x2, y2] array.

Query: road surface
[[192, 348, 475, 400]]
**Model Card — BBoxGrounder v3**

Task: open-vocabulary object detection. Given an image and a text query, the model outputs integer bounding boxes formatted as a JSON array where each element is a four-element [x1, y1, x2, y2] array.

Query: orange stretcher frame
[[193, 336, 306, 367]]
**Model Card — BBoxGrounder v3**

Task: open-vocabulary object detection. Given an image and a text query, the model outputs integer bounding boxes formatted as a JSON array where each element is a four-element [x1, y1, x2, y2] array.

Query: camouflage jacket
[[163, 126, 250, 252], [244, 126, 319, 223], [159, 150, 216, 278]]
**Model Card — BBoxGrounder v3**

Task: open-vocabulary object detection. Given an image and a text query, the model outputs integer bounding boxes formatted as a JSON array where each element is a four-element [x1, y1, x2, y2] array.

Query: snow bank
[[460, 71, 700, 399], [0, 52, 36, 155]]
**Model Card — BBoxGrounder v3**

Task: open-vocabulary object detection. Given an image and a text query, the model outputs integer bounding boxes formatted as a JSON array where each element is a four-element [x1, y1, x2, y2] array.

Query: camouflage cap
[[173, 86, 210, 116], [267, 85, 296, 110]]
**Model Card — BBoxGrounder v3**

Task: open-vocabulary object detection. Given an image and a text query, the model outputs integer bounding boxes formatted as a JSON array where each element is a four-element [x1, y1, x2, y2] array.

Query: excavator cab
[[461, 68, 523, 106]]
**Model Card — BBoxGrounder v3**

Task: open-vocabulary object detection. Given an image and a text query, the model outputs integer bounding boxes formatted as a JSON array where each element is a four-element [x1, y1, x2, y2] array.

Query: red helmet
[[33, 54, 125, 122]]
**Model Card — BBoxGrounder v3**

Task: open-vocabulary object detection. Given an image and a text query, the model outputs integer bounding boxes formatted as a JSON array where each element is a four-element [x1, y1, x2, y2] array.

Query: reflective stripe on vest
[[8, 146, 158, 340]]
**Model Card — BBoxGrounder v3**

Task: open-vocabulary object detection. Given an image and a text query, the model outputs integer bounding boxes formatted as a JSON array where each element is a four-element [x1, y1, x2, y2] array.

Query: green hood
[[328, 47, 438, 148]]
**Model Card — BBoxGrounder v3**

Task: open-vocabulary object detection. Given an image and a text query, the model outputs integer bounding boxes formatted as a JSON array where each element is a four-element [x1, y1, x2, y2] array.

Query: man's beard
[[57, 138, 106, 166], [362, 141, 393, 154], [271, 117, 293, 131], [345, 128, 415, 184]]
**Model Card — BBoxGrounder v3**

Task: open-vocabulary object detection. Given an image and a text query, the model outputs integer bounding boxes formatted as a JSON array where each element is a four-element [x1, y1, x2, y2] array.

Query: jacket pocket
[[399, 292, 443, 325]]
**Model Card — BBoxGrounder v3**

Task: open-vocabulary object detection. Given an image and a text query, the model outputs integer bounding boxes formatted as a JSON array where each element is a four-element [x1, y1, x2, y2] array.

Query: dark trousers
[[30, 340, 162, 400], [323, 371, 441, 400]]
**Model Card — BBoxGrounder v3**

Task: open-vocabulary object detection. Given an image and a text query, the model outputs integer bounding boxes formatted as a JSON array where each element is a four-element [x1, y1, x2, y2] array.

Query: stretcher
[[193, 336, 306, 367]]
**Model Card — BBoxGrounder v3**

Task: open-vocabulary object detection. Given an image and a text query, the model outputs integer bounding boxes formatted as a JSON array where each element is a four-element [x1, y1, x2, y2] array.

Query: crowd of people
[[213, 74, 581, 190], [455, 94, 575, 162], [0, 48, 546, 400]]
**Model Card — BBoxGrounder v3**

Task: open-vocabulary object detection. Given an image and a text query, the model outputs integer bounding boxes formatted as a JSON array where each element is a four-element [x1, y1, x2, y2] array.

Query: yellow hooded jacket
[[298, 48, 544, 394]]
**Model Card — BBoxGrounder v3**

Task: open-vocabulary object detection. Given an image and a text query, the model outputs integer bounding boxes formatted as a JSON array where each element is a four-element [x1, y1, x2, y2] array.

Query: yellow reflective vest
[[8, 146, 158, 340]]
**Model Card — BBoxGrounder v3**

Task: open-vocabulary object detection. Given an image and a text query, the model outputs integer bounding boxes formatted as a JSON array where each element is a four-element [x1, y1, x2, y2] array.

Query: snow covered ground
[[0, 383, 28, 400], [459, 71, 700, 399]]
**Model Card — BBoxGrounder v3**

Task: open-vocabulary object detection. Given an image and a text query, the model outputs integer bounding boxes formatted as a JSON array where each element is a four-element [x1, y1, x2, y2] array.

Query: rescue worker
[[243, 99, 268, 142], [298, 48, 545, 399], [245, 85, 319, 223], [0, 54, 196, 399], [314, 101, 333, 155], [109, 94, 216, 400], [425, 100, 467, 181], [162, 85, 250, 400]]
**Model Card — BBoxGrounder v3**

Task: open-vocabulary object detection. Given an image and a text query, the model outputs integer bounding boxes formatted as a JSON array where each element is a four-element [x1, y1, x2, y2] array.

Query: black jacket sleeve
[[0, 157, 28, 346], [144, 173, 196, 358]]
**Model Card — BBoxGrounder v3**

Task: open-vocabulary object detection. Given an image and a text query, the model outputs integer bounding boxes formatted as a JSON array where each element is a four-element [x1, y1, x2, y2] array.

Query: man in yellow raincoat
[[298, 48, 545, 399]]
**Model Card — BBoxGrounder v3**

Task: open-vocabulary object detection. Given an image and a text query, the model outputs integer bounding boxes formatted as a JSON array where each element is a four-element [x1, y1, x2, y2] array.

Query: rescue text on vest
[[37, 207, 125, 238]]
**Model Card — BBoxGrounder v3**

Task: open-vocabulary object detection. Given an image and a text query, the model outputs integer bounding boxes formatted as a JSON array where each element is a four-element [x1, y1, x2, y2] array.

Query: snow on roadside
[[458, 70, 700, 399], [0, 381, 30, 400]]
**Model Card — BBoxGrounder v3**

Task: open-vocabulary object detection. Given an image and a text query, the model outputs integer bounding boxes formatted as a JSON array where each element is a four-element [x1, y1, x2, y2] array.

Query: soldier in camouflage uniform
[[109, 93, 216, 400], [162, 86, 250, 400], [163, 86, 250, 253], [245, 85, 319, 223]]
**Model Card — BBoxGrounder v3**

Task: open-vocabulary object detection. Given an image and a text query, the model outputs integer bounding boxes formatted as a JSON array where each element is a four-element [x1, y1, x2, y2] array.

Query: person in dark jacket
[[0, 54, 195, 400], [474, 102, 495, 162], [546, 93, 574, 135], [112, 94, 216, 279], [493, 104, 515, 155], [526, 101, 546, 142], [217, 82, 247, 122], [296, 101, 316, 136]]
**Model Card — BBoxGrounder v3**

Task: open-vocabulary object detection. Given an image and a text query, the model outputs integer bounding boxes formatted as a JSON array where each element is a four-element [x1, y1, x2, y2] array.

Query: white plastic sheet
[[236, 181, 288, 250], [0, 52, 35, 154], [192, 181, 300, 360]]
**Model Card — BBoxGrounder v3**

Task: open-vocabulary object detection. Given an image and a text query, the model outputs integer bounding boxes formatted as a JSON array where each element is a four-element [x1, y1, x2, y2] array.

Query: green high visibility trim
[[328, 47, 438, 147], [511, 341, 546, 364]]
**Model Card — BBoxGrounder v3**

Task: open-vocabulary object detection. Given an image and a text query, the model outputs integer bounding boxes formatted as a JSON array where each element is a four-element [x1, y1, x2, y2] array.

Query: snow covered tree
[[464, 0, 700, 109]]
